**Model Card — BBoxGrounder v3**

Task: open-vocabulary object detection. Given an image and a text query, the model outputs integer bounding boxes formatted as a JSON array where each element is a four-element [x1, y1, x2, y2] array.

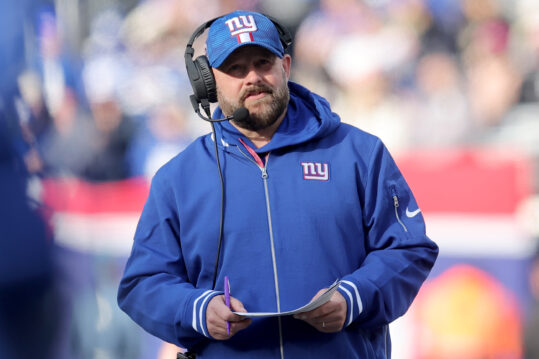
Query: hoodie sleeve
[[117, 170, 220, 348], [338, 139, 438, 329]]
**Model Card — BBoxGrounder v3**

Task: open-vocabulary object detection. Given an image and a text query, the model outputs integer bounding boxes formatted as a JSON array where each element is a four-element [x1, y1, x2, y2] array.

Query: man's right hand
[[206, 295, 252, 340]]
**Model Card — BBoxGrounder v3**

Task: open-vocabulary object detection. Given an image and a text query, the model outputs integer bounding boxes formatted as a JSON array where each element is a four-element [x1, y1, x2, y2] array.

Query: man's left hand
[[293, 289, 347, 333]]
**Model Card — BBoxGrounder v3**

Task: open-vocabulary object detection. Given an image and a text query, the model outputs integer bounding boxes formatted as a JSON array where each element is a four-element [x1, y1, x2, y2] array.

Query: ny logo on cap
[[225, 15, 258, 43]]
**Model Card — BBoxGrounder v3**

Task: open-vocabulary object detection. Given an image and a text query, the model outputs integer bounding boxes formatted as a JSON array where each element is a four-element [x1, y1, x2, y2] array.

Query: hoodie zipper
[[391, 186, 408, 233], [237, 145, 285, 359]]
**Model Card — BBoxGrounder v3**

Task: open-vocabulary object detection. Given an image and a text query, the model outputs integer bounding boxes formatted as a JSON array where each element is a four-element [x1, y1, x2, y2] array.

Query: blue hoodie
[[118, 82, 438, 358]]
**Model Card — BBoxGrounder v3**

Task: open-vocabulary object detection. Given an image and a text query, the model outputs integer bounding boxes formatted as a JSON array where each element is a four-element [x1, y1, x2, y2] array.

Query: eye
[[225, 63, 246, 77], [254, 57, 274, 71]]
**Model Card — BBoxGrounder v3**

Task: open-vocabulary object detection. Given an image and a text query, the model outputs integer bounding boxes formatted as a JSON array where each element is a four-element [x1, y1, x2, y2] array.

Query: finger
[[216, 304, 234, 321], [301, 315, 345, 333], [224, 297, 251, 324], [229, 318, 252, 335], [208, 314, 240, 340], [213, 316, 251, 338], [294, 303, 337, 321], [310, 288, 327, 301], [207, 321, 230, 340], [207, 315, 228, 336], [230, 296, 248, 313], [214, 295, 246, 320], [303, 313, 336, 327], [297, 291, 347, 321], [316, 319, 341, 333], [295, 309, 346, 333]]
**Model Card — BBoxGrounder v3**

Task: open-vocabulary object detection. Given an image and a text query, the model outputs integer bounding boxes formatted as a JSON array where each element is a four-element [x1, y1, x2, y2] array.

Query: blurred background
[[1, 0, 539, 358]]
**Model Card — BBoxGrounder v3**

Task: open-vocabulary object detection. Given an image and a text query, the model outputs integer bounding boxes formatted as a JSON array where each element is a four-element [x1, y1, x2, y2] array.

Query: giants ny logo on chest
[[301, 162, 329, 181], [225, 15, 258, 43]]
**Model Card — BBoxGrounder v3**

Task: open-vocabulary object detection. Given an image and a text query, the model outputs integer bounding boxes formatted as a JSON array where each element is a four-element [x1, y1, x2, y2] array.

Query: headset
[[184, 14, 293, 119], [183, 14, 292, 293]]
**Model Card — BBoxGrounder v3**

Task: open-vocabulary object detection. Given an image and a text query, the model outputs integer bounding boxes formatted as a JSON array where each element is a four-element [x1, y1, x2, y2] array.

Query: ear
[[282, 54, 292, 80]]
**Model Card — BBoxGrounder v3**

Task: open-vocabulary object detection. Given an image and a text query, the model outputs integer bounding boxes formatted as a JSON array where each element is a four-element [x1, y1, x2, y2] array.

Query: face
[[213, 46, 291, 131]]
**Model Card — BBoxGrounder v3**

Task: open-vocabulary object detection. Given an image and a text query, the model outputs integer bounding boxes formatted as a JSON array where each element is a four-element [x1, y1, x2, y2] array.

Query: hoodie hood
[[212, 81, 340, 153]]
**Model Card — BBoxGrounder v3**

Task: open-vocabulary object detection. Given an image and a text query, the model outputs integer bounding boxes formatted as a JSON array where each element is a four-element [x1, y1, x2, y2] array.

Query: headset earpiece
[[192, 55, 217, 103], [184, 18, 218, 112]]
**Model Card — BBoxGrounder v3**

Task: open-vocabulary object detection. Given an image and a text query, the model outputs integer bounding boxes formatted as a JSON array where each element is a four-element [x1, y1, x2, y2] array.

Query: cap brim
[[210, 43, 283, 68]]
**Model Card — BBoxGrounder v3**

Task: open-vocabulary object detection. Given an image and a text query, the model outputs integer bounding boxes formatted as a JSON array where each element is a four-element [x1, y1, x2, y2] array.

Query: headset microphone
[[190, 94, 250, 123], [230, 107, 250, 122]]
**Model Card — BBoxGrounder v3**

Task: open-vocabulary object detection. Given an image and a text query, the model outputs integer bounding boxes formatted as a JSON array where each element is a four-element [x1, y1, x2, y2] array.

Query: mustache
[[240, 84, 273, 102]]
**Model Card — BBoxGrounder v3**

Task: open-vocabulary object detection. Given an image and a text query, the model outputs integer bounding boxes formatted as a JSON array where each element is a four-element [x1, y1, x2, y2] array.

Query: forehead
[[219, 45, 277, 67]]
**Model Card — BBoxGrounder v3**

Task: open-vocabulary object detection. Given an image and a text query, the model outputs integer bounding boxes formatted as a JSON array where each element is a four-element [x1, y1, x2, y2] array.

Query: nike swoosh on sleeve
[[405, 208, 421, 218]]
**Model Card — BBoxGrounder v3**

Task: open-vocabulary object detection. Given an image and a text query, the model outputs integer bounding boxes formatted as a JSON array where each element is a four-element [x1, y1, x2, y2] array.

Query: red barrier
[[396, 148, 533, 214], [41, 177, 150, 214]]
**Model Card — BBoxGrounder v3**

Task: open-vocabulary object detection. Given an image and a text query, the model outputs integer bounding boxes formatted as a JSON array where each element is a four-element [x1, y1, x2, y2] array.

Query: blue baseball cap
[[206, 10, 284, 68]]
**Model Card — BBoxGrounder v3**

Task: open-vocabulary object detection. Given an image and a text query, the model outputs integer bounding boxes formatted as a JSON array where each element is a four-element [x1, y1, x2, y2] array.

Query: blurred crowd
[[1, 0, 538, 183], [2, 0, 539, 358]]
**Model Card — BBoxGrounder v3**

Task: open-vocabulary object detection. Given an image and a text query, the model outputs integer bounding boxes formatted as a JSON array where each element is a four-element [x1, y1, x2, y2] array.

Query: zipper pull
[[261, 167, 268, 179], [393, 195, 399, 208]]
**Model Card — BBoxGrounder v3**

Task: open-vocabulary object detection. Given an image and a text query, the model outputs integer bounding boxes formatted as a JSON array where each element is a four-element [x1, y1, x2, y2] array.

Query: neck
[[231, 110, 287, 148]]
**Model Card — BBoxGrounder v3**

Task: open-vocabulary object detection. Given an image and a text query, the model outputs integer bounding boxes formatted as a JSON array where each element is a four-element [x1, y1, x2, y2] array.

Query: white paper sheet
[[233, 280, 341, 318]]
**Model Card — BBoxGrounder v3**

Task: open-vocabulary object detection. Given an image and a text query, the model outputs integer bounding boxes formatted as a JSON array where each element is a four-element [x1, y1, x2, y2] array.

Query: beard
[[217, 73, 289, 131]]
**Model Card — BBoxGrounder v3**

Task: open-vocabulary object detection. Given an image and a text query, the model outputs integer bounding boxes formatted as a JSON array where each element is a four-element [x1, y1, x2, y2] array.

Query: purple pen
[[224, 276, 231, 335]]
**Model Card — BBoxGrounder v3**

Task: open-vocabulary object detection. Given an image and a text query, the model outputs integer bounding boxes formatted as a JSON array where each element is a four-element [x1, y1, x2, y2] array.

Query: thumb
[[230, 297, 247, 313], [310, 288, 326, 301]]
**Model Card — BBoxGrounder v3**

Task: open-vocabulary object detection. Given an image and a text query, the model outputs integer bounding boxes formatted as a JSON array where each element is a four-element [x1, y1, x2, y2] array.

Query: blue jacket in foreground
[[118, 82, 439, 358]]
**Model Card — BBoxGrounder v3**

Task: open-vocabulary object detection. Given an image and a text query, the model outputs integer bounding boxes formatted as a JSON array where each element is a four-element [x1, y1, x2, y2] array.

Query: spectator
[[0, 120, 57, 359]]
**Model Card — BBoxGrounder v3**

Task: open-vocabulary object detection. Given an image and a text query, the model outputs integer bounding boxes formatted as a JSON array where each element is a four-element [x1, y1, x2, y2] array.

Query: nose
[[244, 65, 263, 85]]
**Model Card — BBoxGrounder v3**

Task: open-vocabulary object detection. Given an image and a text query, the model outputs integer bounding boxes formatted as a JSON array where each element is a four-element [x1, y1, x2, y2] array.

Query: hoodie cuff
[[338, 279, 363, 327], [187, 290, 221, 338]]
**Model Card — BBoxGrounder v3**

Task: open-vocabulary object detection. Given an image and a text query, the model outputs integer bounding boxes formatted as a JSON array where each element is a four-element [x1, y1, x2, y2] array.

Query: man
[[118, 10, 438, 358]]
